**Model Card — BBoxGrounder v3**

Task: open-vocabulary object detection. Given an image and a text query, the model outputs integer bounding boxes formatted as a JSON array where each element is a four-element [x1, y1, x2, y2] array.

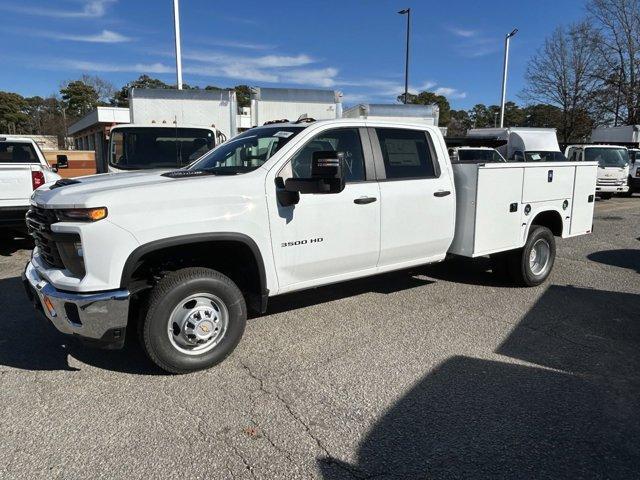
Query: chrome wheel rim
[[167, 293, 228, 355], [529, 239, 551, 276]]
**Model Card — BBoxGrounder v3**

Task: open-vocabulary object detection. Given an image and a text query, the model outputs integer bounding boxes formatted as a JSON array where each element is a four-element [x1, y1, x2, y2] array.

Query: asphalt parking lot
[[1, 197, 639, 480]]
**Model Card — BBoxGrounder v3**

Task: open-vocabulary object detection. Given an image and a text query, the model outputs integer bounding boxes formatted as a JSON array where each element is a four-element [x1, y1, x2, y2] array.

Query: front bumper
[[22, 261, 130, 349], [596, 184, 628, 193]]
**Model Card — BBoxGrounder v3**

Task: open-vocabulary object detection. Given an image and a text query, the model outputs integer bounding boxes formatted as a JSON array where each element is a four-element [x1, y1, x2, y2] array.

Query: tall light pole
[[499, 28, 518, 127], [398, 8, 411, 104], [173, 0, 183, 90]]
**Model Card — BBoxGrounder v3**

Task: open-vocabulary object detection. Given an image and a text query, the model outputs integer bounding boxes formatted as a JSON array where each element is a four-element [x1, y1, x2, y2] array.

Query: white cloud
[[181, 51, 314, 68], [39, 29, 132, 43], [449, 27, 477, 38], [0, 0, 115, 18], [286, 68, 339, 88], [197, 39, 274, 51], [56, 59, 174, 74], [434, 87, 467, 99]]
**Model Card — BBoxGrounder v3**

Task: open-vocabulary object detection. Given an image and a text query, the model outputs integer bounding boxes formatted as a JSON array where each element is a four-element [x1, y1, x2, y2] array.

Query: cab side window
[[287, 128, 366, 182], [375, 128, 438, 179]]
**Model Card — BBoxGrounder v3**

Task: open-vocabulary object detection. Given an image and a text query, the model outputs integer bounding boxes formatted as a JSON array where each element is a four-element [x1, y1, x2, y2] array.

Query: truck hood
[[32, 172, 176, 207]]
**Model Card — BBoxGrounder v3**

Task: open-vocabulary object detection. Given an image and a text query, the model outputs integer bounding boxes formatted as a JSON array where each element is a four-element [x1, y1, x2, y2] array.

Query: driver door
[[267, 127, 380, 292]]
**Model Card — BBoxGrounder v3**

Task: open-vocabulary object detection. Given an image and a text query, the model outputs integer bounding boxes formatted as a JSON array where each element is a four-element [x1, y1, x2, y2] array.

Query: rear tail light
[[31, 170, 45, 190]]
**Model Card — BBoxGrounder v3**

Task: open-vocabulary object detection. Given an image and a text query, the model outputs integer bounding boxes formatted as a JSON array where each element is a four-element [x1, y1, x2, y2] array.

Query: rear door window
[[0, 142, 38, 163], [375, 128, 438, 179]]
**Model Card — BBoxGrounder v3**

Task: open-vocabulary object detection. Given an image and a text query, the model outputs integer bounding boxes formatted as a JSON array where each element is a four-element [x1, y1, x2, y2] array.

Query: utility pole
[[500, 28, 518, 127], [173, 0, 183, 90], [398, 8, 411, 104]]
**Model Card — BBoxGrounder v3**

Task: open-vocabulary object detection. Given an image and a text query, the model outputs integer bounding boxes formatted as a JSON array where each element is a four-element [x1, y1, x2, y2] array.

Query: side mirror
[[284, 151, 346, 195], [56, 155, 69, 169]]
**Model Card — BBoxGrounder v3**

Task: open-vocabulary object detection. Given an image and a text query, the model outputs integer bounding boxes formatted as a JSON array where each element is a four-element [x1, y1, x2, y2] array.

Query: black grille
[[26, 207, 64, 269]]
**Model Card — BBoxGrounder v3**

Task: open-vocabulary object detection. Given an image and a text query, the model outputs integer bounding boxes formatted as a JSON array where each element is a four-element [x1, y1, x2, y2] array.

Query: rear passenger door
[[371, 127, 455, 267]]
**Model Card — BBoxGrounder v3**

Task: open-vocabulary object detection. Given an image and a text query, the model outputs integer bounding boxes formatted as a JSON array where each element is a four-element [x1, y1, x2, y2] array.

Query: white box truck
[[467, 127, 566, 162], [23, 119, 596, 373], [342, 103, 440, 127], [107, 89, 234, 173], [250, 87, 342, 126], [590, 125, 639, 194], [565, 144, 630, 198]]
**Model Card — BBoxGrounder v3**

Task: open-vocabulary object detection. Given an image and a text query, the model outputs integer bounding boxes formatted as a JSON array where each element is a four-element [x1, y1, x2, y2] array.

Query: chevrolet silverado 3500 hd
[[23, 119, 598, 373]]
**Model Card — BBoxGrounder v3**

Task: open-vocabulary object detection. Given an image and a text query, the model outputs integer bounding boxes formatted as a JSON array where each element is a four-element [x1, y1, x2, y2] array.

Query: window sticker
[[530, 153, 541, 161], [274, 131, 294, 139]]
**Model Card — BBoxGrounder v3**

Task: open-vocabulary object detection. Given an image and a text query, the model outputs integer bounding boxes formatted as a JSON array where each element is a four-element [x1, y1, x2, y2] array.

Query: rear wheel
[[508, 226, 556, 287], [141, 267, 247, 374]]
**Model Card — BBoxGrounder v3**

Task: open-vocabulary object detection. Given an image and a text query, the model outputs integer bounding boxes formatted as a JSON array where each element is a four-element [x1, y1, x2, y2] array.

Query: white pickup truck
[[0, 136, 60, 235], [22, 119, 597, 373]]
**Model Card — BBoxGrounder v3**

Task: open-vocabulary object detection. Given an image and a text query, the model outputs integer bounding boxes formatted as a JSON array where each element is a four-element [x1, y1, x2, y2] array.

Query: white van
[[466, 127, 566, 162], [564, 145, 629, 198]]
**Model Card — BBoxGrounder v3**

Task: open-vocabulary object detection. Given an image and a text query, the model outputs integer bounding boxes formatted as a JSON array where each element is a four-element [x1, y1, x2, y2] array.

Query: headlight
[[57, 237, 85, 277], [56, 207, 108, 222]]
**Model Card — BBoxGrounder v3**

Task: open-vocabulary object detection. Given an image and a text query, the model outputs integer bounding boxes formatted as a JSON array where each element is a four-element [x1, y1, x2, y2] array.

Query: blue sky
[[0, 0, 586, 109]]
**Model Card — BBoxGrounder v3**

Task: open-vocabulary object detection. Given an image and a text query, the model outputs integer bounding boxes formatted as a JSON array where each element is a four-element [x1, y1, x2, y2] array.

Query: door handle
[[354, 196, 377, 204], [434, 190, 451, 197]]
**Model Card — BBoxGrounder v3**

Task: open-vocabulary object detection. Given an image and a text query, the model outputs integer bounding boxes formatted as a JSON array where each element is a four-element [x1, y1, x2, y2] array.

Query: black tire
[[141, 267, 247, 374], [507, 226, 556, 287], [599, 193, 613, 200]]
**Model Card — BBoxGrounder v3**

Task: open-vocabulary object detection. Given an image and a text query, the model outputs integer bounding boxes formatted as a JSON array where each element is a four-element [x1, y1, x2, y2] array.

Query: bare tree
[[522, 22, 599, 143], [60, 75, 115, 106], [587, 0, 640, 124]]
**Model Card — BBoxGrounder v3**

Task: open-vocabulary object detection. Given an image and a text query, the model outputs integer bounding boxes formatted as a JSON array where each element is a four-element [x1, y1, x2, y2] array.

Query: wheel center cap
[[194, 319, 215, 340]]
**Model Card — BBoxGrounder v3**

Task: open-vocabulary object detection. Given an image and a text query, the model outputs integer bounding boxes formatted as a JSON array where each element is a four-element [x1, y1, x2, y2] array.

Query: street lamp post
[[173, 0, 183, 90], [499, 28, 518, 128], [398, 8, 411, 104]]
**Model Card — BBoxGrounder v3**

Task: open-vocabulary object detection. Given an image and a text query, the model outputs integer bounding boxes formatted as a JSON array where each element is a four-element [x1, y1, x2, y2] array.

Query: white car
[[23, 119, 597, 373], [0, 136, 60, 235]]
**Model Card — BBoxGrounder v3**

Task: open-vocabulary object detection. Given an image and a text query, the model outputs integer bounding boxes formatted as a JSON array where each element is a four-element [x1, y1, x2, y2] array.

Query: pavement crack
[[239, 360, 369, 479]]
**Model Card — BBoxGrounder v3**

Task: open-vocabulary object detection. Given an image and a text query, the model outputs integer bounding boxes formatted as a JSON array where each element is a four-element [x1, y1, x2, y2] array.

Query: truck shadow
[[588, 249, 640, 274], [0, 276, 163, 375], [0, 235, 33, 257], [263, 269, 435, 316], [421, 255, 513, 288], [319, 285, 640, 479]]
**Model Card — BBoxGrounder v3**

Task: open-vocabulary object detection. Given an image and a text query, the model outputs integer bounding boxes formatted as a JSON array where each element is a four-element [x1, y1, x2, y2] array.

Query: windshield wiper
[[162, 168, 242, 178], [162, 169, 216, 178]]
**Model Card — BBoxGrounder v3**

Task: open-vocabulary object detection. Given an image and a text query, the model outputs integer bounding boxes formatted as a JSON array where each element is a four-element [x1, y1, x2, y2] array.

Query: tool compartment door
[[522, 165, 575, 203], [570, 164, 597, 236], [474, 166, 524, 254]]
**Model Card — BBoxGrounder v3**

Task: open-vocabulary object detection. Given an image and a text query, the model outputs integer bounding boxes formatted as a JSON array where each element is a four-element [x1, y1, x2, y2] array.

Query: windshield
[[187, 126, 305, 174], [522, 151, 567, 162], [457, 149, 504, 163], [109, 127, 215, 170], [584, 147, 629, 168]]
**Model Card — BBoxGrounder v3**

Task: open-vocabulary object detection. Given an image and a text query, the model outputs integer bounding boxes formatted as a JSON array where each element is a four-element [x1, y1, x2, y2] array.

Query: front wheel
[[508, 226, 556, 287], [141, 267, 247, 374], [599, 193, 613, 200]]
